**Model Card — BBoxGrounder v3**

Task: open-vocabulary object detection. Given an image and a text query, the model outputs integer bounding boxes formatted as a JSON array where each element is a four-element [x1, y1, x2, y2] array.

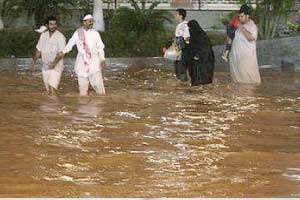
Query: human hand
[[100, 61, 106, 69], [236, 22, 242, 29], [57, 51, 65, 59], [48, 62, 55, 69]]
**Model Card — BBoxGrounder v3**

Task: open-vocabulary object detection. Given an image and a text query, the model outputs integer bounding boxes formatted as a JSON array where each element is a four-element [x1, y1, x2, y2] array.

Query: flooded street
[[0, 62, 300, 197]]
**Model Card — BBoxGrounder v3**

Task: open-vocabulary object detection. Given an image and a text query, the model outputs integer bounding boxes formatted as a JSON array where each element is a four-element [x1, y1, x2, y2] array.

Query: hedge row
[[0, 28, 226, 58]]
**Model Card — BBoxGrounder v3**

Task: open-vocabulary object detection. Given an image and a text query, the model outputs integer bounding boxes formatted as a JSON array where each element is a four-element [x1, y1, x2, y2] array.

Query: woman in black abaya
[[187, 20, 215, 86]]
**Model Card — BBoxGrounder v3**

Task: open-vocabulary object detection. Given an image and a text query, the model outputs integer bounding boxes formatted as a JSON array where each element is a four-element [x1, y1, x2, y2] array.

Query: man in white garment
[[54, 14, 106, 96], [31, 16, 66, 95], [229, 5, 261, 84], [174, 8, 190, 82]]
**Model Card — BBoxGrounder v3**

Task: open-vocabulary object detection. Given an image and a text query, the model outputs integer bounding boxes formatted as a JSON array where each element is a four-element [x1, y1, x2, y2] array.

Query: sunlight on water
[[0, 64, 300, 197]]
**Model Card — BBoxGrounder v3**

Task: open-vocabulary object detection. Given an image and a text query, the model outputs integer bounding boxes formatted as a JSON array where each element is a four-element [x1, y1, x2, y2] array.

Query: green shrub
[[0, 28, 226, 58], [110, 0, 172, 36], [0, 28, 38, 58], [207, 31, 227, 46], [0, 28, 169, 58], [0, 28, 77, 58]]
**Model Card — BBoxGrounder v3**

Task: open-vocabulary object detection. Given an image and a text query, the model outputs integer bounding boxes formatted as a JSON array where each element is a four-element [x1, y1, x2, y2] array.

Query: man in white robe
[[54, 14, 106, 96], [32, 16, 66, 95], [229, 5, 261, 84]]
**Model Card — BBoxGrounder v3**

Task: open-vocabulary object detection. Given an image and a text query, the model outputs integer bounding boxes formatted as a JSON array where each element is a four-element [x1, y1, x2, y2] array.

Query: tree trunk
[[93, 0, 105, 32], [0, 16, 4, 29]]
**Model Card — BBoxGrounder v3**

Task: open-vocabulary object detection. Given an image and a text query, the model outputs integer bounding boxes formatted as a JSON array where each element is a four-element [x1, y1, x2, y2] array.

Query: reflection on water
[[0, 65, 300, 197]]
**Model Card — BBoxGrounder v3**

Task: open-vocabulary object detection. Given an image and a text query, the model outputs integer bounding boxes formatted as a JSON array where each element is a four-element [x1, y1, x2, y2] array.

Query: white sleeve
[[36, 34, 43, 52], [183, 25, 190, 39], [58, 35, 66, 52], [249, 24, 258, 41], [63, 32, 77, 54], [175, 24, 180, 37]]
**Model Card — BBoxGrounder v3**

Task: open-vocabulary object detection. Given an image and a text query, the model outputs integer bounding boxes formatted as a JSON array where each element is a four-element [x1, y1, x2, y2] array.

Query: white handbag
[[164, 45, 180, 61]]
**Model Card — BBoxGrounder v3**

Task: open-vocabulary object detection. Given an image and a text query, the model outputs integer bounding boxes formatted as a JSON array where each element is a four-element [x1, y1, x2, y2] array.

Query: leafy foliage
[[110, 0, 172, 36], [23, 0, 76, 26], [0, 0, 23, 18], [0, 28, 226, 58], [239, 0, 300, 39]]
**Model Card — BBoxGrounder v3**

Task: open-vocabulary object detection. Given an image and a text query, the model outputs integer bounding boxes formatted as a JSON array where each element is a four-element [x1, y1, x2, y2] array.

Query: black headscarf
[[187, 20, 215, 65]]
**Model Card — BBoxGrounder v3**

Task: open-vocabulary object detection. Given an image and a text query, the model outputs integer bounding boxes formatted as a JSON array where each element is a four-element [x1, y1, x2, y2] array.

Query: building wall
[[103, 0, 251, 10], [90, 0, 300, 11], [165, 10, 230, 31]]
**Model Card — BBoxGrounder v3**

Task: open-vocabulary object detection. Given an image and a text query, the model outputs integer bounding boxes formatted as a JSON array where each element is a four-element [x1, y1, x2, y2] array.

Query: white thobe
[[62, 28, 105, 78], [229, 20, 261, 84], [36, 30, 66, 90]]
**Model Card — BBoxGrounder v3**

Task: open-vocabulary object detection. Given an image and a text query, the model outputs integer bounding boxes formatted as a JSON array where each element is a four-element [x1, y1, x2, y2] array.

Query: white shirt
[[63, 28, 105, 77], [36, 30, 66, 71], [175, 20, 190, 39]]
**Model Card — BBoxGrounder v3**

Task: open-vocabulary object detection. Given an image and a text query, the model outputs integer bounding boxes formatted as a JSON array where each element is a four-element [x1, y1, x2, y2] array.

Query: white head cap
[[83, 14, 93, 21], [35, 25, 47, 33]]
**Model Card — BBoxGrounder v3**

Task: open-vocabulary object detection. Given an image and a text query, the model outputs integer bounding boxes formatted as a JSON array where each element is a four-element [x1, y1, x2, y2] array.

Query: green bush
[[0, 28, 38, 58], [0, 28, 77, 58], [102, 29, 170, 57], [207, 31, 227, 46], [0, 28, 169, 58], [107, 0, 173, 57], [0, 28, 226, 58], [0, 0, 226, 58]]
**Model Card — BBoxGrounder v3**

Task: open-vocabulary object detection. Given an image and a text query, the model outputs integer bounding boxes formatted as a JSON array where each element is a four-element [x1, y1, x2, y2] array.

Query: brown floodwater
[[0, 61, 300, 197]]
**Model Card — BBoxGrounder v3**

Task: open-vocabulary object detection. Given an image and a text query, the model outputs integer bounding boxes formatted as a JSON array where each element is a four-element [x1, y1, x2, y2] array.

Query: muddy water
[[0, 63, 300, 197]]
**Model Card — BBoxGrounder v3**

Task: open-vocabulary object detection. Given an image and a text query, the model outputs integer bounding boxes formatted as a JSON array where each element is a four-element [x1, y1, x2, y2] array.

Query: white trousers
[[42, 69, 62, 91], [77, 71, 105, 96]]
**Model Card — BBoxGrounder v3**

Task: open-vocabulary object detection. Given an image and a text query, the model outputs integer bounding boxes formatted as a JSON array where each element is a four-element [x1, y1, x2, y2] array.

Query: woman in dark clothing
[[187, 20, 215, 86]]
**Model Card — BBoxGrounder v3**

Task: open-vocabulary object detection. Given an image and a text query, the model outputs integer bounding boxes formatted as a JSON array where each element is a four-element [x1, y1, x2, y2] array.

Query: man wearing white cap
[[53, 14, 106, 96], [32, 16, 66, 95]]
